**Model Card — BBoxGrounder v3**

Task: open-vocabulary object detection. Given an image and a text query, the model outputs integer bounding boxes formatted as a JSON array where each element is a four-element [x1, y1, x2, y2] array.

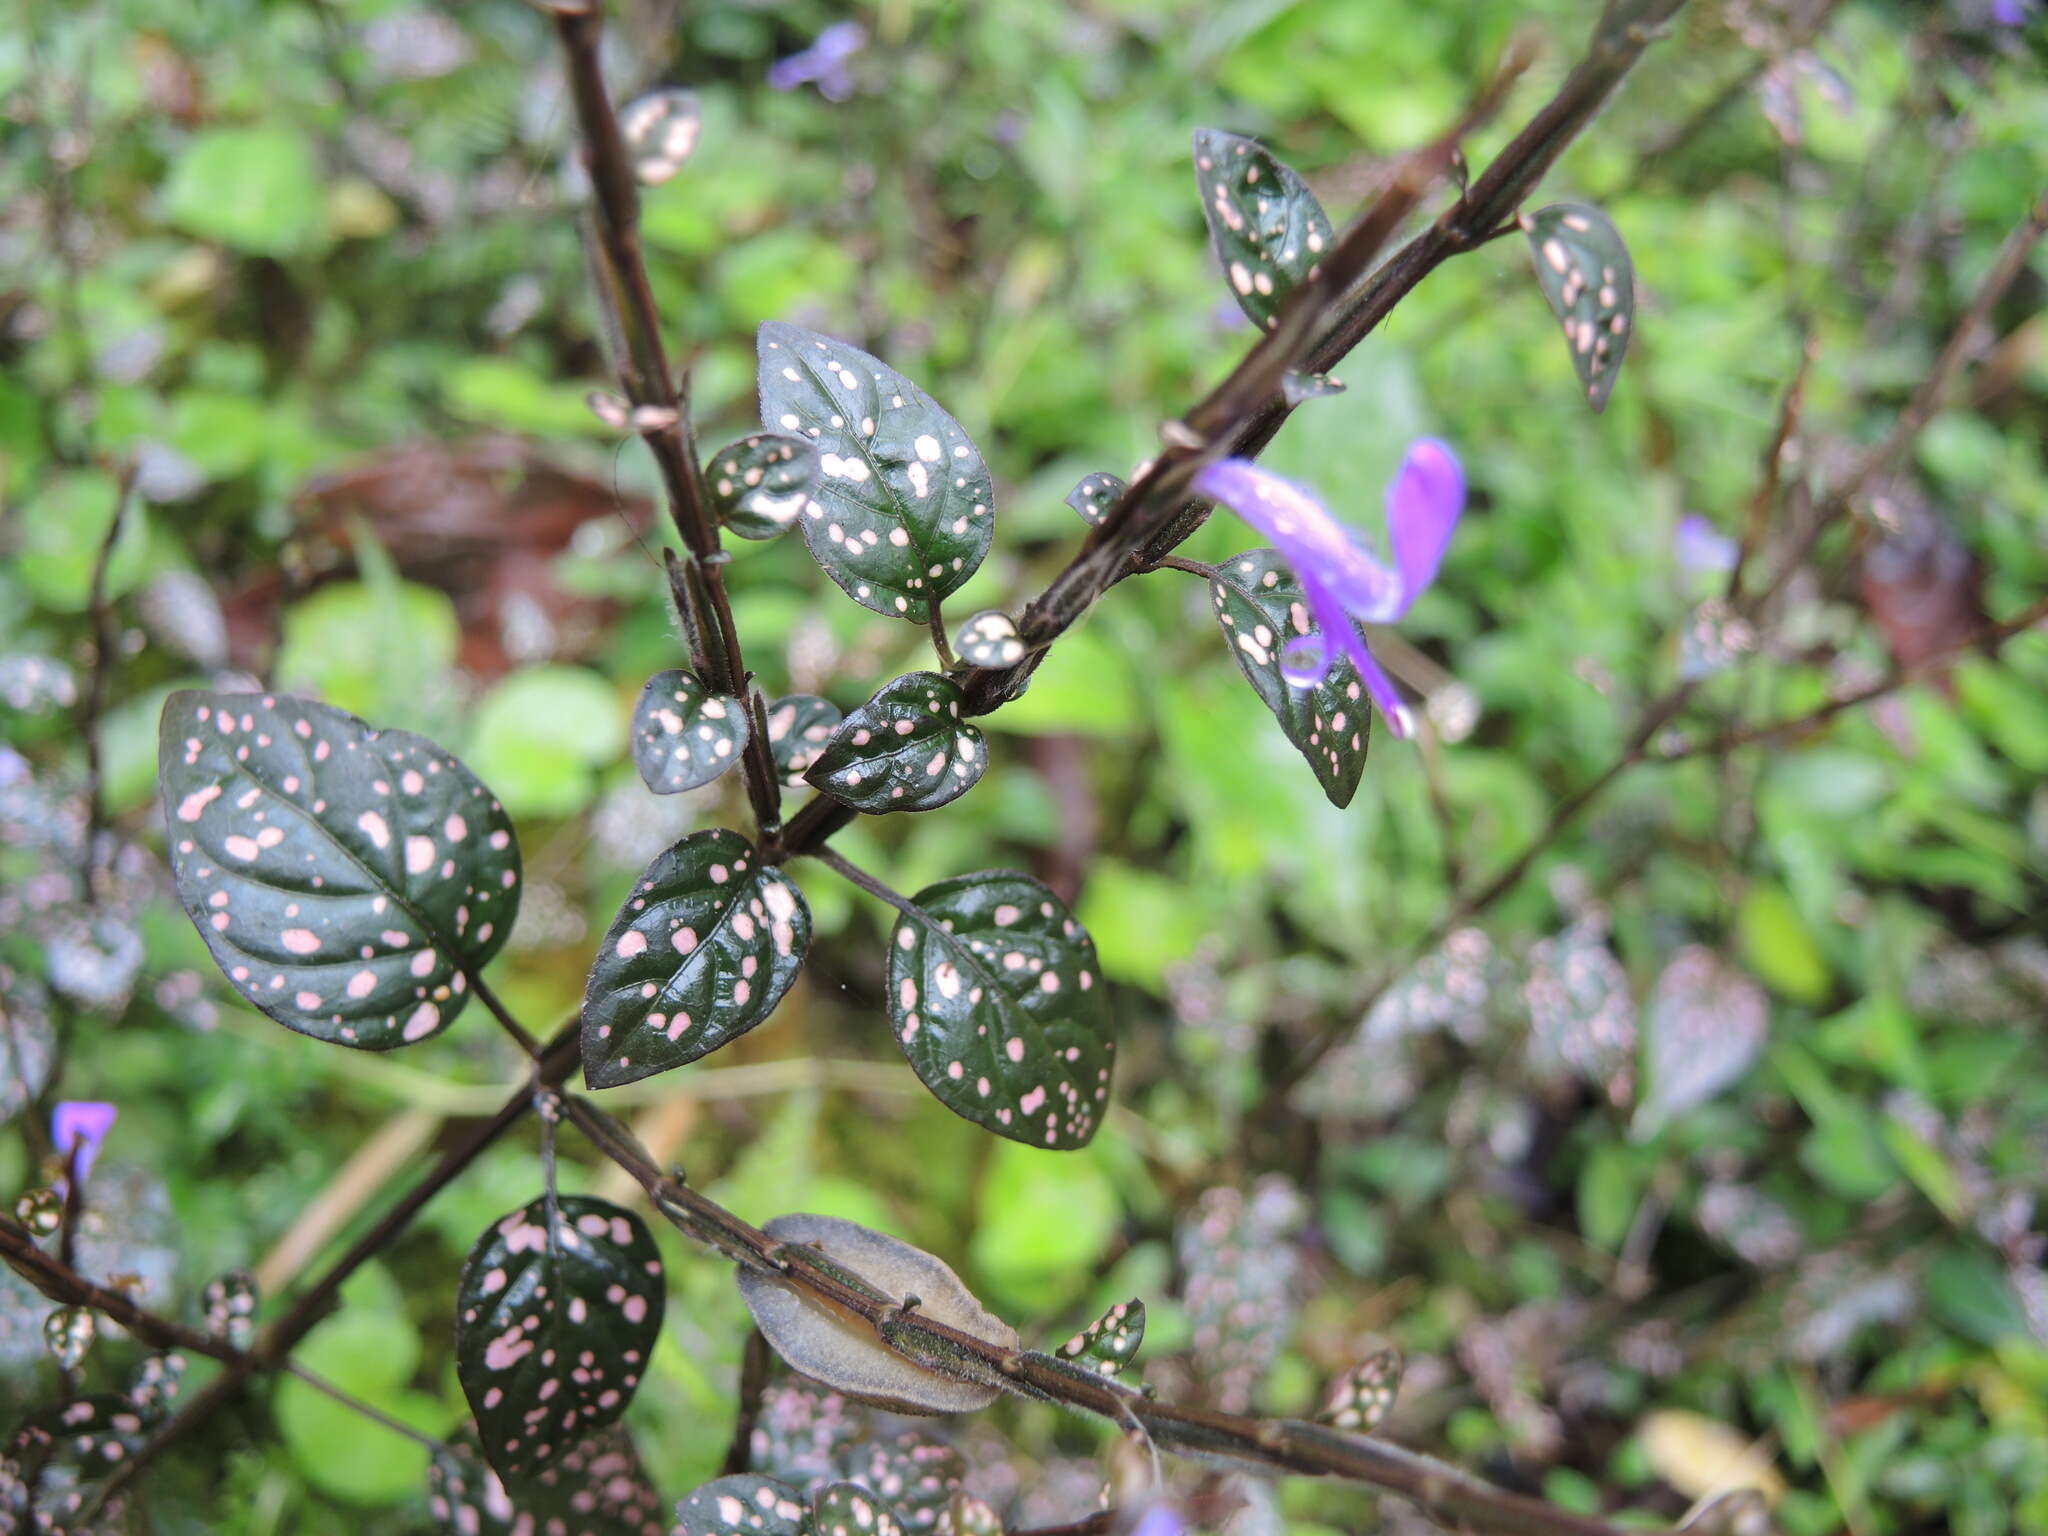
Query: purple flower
[[767, 21, 866, 101], [1992, 0, 2036, 24], [1674, 514, 1739, 574], [1192, 439, 1466, 738], [51, 1101, 118, 1184], [1129, 1508, 1186, 1536]]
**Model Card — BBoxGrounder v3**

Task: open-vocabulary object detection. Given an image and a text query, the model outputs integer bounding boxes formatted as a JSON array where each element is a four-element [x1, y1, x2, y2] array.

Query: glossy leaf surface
[[707, 432, 819, 541], [1193, 128, 1333, 330], [760, 323, 993, 622], [1208, 551, 1372, 808], [583, 829, 810, 1088], [885, 871, 1112, 1148], [803, 673, 986, 814], [158, 691, 519, 1049], [1065, 471, 1125, 526], [764, 694, 843, 786], [630, 669, 748, 794], [454, 1197, 664, 1484], [1524, 203, 1635, 411]]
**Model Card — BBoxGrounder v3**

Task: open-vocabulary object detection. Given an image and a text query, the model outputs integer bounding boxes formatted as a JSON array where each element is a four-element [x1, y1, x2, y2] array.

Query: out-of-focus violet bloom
[[1192, 440, 1465, 738], [51, 1101, 118, 1184], [1992, 0, 2037, 25], [1128, 1507, 1186, 1536], [1674, 514, 1739, 574], [767, 22, 865, 101]]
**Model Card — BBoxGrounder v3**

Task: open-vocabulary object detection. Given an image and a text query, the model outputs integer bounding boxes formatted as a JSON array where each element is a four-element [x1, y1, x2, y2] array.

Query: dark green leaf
[[1523, 203, 1635, 412], [630, 670, 749, 794], [202, 1270, 258, 1351], [455, 1196, 664, 1484], [8, 1394, 153, 1484], [675, 1475, 810, 1536], [764, 695, 843, 787], [582, 829, 811, 1088], [885, 871, 1113, 1149], [157, 691, 520, 1050], [1207, 551, 1372, 808], [1193, 128, 1334, 331], [1319, 1347, 1401, 1432], [736, 1213, 1019, 1415], [1065, 471, 1125, 526], [759, 323, 993, 623], [707, 432, 819, 542], [955, 611, 1026, 670], [812, 1483, 908, 1536], [836, 1434, 962, 1533], [803, 673, 987, 814], [44, 1308, 94, 1371], [1055, 1297, 1144, 1377], [428, 1425, 665, 1536]]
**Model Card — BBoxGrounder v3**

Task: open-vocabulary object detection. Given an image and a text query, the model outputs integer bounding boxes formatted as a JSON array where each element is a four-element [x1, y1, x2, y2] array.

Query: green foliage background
[[3, 1, 2047, 1532]]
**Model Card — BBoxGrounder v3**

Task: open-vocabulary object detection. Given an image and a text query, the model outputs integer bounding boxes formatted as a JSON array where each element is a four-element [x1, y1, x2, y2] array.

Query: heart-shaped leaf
[[764, 695, 843, 787], [1320, 1347, 1401, 1433], [1634, 946, 1768, 1139], [1523, 920, 1638, 1104], [455, 1196, 664, 1485], [707, 432, 819, 542], [736, 1213, 1019, 1415], [885, 871, 1113, 1149], [582, 829, 811, 1088], [675, 1475, 810, 1536], [812, 1483, 908, 1536], [428, 1425, 665, 1536], [1056, 1297, 1144, 1378], [1208, 551, 1372, 808], [1193, 128, 1333, 331], [630, 669, 749, 794], [1065, 471, 1125, 526], [157, 691, 520, 1050], [955, 611, 1025, 670], [803, 673, 986, 815], [759, 323, 993, 623], [1523, 203, 1635, 412], [620, 86, 703, 185]]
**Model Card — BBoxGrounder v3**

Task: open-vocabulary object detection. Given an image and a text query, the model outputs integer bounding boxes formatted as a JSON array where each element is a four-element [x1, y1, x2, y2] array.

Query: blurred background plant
[[2, 0, 2047, 1532]]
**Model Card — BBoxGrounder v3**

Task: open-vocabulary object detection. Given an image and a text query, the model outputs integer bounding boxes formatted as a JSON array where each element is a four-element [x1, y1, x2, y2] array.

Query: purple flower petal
[[51, 1100, 118, 1183], [1193, 459, 1399, 618], [1384, 437, 1464, 616], [768, 21, 867, 92], [1130, 1508, 1186, 1536], [1674, 514, 1739, 574], [1302, 576, 1413, 738]]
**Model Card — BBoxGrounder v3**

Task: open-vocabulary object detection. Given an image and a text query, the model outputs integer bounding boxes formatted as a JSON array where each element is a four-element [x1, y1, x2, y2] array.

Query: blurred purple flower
[[1674, 514, 1739, 574], [1192, 439, 1466, 739], [767, 21, 865, 101], [51, 1101, 118, 1184], [1992, 0, 2037, 24], [1129, 1508, 1186, 1536]]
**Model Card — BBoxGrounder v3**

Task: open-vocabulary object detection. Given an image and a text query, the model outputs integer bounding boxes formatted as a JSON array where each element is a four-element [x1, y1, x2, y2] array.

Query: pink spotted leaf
[[1522, 203, 1635, 412], [804, 673, 987, 815], [674, 1475, 810, 1536], [759, 324, 993, 624], [885, 872, 1114, 1150], [630, 669, 749, 795], [156, 691, 521, 1051], [427, 1423, 666, 1536], [1208, 551, 1372, 808], [1065, 471, 1126, 527], [1056, 1296, 1146, 1377], [706, 432, 818, 542], [453, 1196, 664, 1487], [581, 829, 812, 1089], [764, 694, 844, 787], [1193, 129, 1333, 332]]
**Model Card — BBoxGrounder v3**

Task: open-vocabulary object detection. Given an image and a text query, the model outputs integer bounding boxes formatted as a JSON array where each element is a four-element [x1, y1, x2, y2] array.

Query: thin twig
[[721, 1327, 773, 1476], [78, 463, 139, 907], [804, 844, 927, 926], [559, 1095, 1635, 1536], [928, 601, 957, 670]]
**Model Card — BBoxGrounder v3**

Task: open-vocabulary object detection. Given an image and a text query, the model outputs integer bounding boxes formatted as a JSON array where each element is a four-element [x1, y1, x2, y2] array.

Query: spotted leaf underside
[[804, 673, 986, 814], [1056, 1296, 1145, 1378], [454, 1196, 664, 1486], [736, 1213, 1019, 1415], [707, 432, 819, 542], [885, 872, 1112, 1149], [428, 1424, 665, 1536], [1208, 551, 1372, 809], [582, 828, 811, 1088], [157, 690, 519, 1050], [631, 669, 749, 794], [1193, 128, 1333, 331], [759, 323, 993, 623], [764, 694, 843, 787], [1524, 202, 1635, 412], [1065, 471, 1125, 526]]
